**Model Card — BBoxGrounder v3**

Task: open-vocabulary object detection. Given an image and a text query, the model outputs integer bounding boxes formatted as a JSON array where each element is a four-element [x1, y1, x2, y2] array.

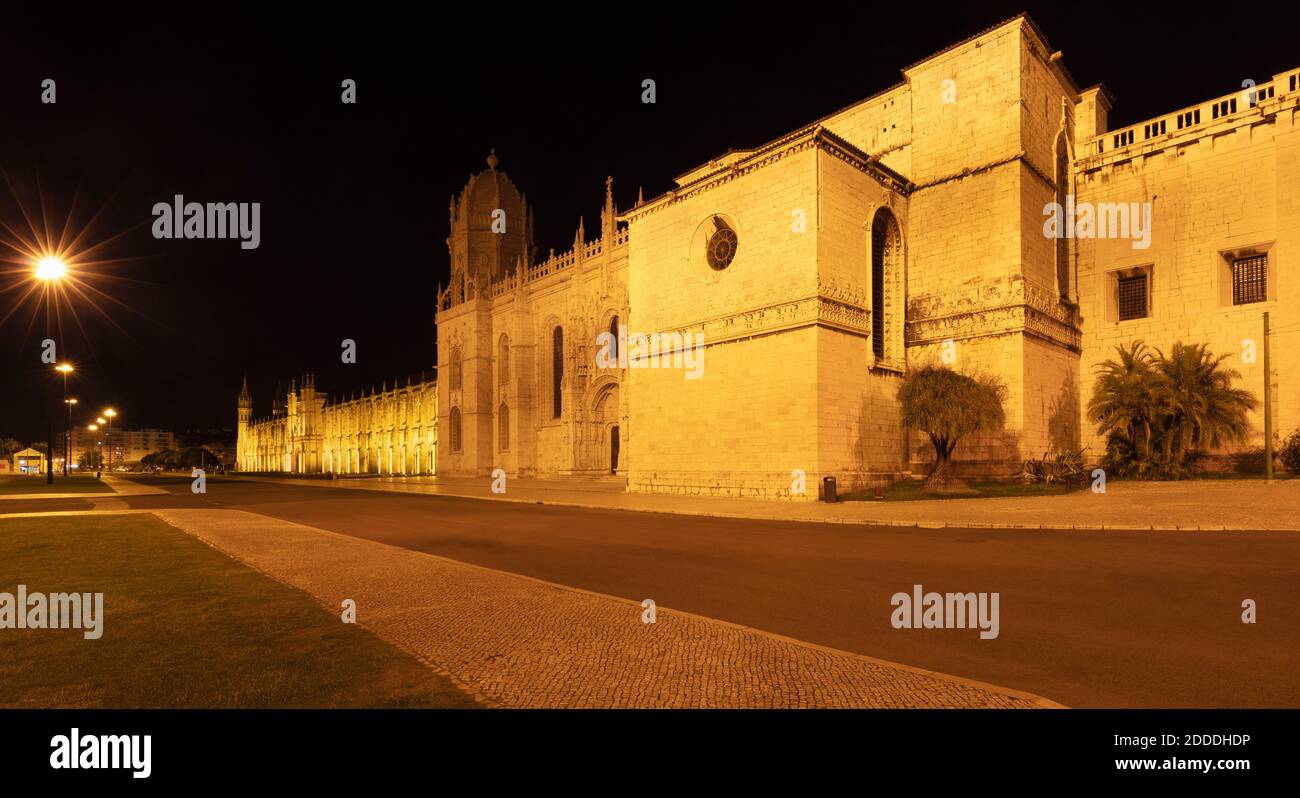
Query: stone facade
[[237, 374, 437, 475], [237, 14, 1298, 496]]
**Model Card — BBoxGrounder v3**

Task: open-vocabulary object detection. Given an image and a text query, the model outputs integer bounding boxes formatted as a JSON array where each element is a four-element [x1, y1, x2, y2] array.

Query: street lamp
[[95, 418, 106, 477], [103, 408, 117, 473], [36, 256, 68, 484], [87, 424, 100, 474], [35, 256, 67, 282], [56, 364, 74, 476], [64, 397, 78, 476]]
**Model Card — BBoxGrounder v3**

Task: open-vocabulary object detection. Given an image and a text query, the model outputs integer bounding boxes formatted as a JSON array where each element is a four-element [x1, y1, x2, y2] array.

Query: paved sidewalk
[[153, 508, 1060, 709], [0, 475, 168, 502], [218, 473, 1300, 531]]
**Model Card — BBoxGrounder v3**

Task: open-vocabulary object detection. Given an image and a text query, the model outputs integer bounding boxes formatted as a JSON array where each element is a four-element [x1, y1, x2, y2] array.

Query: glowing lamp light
[[35, 256, 67, 281]]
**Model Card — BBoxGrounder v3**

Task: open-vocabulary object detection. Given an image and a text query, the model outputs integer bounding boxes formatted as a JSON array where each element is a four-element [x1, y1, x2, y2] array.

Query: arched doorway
[[610, 425, 620, 474]]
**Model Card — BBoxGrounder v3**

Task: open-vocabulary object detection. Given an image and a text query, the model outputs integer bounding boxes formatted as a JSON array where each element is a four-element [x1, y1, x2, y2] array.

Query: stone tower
[[236, 377, 252, 470], [438, 151, 533, 475]]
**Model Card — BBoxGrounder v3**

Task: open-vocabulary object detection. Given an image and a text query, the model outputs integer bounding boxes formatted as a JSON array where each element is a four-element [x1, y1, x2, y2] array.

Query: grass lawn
[[0, 514, 479, 708], [843, 479, 1086, 502], [0, 476, 114, 495]]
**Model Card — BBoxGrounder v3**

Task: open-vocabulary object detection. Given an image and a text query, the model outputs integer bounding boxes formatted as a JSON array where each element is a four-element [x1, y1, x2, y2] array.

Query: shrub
[[1281, 429, 1300, 475]]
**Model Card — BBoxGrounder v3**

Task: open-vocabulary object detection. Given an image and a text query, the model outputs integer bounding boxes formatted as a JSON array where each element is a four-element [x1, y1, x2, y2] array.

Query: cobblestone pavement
[[219, 474, 1300, 531], [153, 509, 1060, 709]]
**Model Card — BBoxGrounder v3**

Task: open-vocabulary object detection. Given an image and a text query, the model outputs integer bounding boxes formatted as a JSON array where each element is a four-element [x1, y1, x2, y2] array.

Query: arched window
[[450, 346, 462, 391], [552, 326, 564, 418], [499, 335, 509, 385], [871, 208, 898, 362], [1054, 132, 1071, 300], [608, 315, 619, 360], [449, 407, 461, 452], [499, 403, 509, 450]]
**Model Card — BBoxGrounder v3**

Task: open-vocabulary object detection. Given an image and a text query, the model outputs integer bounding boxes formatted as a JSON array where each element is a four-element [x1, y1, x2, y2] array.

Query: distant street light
[[87, 423, 102, 475], [103, 408, 117, 473], [64, 397, 78, 476], [56, 364, 74, 476]]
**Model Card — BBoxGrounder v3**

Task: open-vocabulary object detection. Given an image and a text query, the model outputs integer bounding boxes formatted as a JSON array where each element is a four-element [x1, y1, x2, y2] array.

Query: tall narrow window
[[871, 221, 886, 360], [498, 335, 509, 385], [870, 207, 900, 364], [499, 404, 509, 450], [1055, 132, 1070, 300], [609, 316, 619, 360], [449, 407, 461, 452], [552, 326, 564, 418], [450, 346, 462, 390]]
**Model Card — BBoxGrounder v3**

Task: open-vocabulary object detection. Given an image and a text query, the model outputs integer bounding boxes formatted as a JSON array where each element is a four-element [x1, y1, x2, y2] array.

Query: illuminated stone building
[[240, 14, 1298, 494]]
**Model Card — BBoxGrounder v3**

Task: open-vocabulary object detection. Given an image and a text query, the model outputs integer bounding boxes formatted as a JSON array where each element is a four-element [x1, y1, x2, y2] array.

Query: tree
[[1152, 342, 1256, 471], [898, 366, 1006, 491], [1, 438, 22, 457], [1087, 341, 1159, 478], [1090, 341, 1257, 479], [31, 441, 49, 455]]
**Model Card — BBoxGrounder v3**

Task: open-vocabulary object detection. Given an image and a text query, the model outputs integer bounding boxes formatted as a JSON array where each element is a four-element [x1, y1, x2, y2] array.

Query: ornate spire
[[600, 176, 616, 241], [486, 148, 499, 170]]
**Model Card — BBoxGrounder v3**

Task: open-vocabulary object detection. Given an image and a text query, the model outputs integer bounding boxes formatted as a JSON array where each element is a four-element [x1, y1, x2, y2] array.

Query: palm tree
[[1152, 342, 1257, 472], [1088, 341, 1158, 472], [1090, 340, 1258, 478]]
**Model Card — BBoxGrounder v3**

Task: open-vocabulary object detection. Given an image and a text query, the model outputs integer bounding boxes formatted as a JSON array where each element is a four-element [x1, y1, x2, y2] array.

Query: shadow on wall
[[1047, 369, 1081, 455], [849, 389, 907, 490], [907, 426, 1023, 481]]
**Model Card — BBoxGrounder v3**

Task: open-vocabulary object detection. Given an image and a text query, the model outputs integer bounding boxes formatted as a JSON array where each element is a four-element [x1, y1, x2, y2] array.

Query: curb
[[207, 474, 1298, 532]]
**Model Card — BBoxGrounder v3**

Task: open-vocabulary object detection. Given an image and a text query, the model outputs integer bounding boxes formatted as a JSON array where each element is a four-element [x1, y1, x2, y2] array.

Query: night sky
[[2, 3, 1297, 443]]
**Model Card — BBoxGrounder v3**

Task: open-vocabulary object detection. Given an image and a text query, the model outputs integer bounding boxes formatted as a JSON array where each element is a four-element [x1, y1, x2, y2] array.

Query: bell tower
[[438, 151, 533, 475], [236, 377, 252, 470], [446, 149, 533, 301]]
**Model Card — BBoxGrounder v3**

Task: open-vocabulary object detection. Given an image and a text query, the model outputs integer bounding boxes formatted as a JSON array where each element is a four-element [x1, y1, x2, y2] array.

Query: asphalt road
[[17, 475, 1300, 708]]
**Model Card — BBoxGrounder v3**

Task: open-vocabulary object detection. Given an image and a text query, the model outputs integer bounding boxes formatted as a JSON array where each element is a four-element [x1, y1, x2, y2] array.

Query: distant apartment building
[[71, 427, 177, 467]]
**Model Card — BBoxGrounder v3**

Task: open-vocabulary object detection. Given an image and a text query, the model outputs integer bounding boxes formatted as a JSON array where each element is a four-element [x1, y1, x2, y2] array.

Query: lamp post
[[36, 256, 68, 484], [95, 417, 106, 477], [87, 424, 100, 474], [64, 397, 78, 476], [56, 364, 74, 476], [103, 408, 117, 473]]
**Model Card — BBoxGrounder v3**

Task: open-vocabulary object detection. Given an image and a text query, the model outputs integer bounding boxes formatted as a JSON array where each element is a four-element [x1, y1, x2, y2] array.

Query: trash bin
[[822, 476, 838, 503]]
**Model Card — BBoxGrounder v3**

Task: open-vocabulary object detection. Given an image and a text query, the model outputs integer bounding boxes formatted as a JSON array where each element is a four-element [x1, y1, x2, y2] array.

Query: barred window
[[499, 404, 509, 450], [1117, 274, 1148, 321], [449, 407, 461, 452], [1232, 255, 1267, 305]]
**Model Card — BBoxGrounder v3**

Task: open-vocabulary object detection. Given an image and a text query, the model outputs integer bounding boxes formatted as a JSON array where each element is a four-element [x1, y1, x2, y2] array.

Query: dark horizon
[[3, 2, 1298, 442]]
